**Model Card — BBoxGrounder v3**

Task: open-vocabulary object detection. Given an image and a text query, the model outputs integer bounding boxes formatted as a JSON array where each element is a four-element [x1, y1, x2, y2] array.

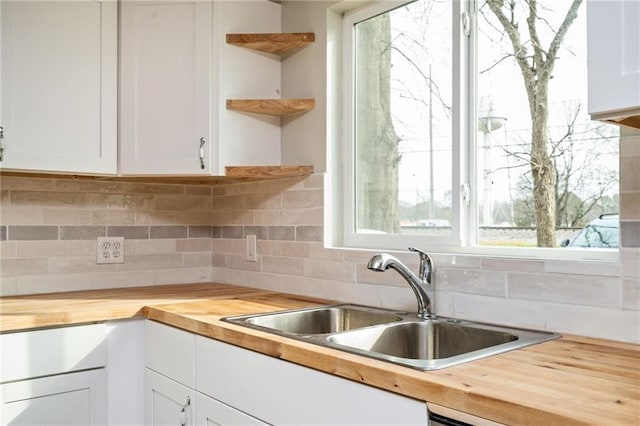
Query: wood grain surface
[[1, 283, 638, 425]]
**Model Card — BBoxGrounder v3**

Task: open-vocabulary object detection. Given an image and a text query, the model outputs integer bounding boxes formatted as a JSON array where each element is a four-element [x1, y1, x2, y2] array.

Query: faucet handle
[[408, 247, 433, 282]]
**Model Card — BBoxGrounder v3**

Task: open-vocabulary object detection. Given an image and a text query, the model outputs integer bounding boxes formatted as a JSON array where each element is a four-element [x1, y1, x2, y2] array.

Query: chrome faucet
[[367, 247, 435, 319]]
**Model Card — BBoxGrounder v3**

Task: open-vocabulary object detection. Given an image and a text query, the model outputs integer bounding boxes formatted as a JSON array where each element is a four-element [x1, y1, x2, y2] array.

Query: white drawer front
[[145, 320, 195, 388], [0, 323, 106, 383]]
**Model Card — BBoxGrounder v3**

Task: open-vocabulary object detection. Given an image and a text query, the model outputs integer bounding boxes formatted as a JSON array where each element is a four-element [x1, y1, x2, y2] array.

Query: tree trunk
[[355, 14, 400, 233]]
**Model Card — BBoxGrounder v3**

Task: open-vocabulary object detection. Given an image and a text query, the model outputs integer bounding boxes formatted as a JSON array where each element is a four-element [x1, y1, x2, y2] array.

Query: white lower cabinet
[[0, 323, 107, 426], [145, 369, 195, 426], [1, 369, 106, 426], [195, 335, 428, 426], [195, 392, 266, 426]]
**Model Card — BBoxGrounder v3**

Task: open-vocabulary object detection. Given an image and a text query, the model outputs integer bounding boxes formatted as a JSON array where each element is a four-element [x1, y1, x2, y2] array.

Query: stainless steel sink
[[222, 304, 561, 370], [227, 305, 402, 335]]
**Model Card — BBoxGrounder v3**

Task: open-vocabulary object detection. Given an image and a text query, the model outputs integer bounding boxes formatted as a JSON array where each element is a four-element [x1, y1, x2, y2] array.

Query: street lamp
[[478, 103, 507, 226]]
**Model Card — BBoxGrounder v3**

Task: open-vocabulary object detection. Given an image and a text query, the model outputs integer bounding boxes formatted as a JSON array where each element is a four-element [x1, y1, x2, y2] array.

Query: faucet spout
[[367, 249, 435, 319]]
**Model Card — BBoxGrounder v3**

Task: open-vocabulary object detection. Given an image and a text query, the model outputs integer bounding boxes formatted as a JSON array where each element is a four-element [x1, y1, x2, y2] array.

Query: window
[[341, 0, 619, 256]]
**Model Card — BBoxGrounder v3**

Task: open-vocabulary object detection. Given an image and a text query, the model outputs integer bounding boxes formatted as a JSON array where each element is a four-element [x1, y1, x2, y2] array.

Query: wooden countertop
[[1, 283, 638, 425]]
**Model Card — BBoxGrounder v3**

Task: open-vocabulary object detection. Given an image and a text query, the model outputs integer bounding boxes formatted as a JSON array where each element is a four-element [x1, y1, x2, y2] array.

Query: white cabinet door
[[145, 369, 195, 426], [119, 0, 213, 175], [0, 369, 106, 426], [196, 336, 428, 426], [0, 0, 117, 174], [195, 392, 267, 426], [587, 0, 640, 119]]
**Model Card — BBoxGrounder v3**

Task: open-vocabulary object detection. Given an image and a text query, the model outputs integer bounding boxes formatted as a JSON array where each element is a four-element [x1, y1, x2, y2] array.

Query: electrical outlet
[[246, 234, 257, 262], [96, 237, 125, 264]]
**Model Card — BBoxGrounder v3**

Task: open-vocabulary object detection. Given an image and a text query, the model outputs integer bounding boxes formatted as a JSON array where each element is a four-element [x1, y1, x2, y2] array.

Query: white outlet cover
[[96, 237, 125, 264]]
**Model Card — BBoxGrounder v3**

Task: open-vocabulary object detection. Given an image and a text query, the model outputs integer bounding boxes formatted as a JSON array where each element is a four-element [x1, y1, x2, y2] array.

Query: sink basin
[[328, 320, 517, 360], [222, 304, 561, 370], [224, 305, 402, 335]]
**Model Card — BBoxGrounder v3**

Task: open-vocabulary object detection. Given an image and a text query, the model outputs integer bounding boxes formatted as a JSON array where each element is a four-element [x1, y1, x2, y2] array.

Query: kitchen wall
[[0, 141, 638, 342], [0, 176, 214, 294]]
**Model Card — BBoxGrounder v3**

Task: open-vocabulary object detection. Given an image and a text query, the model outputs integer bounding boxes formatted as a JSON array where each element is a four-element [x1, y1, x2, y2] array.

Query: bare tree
[[485, 0, 583, 247], [356, 13, 401, 233]]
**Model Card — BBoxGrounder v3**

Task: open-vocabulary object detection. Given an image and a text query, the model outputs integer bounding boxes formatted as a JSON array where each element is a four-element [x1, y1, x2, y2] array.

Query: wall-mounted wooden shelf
[[1, 166, 314, 185], [226, 99, 315, 116], [226, 32, 315, 56]]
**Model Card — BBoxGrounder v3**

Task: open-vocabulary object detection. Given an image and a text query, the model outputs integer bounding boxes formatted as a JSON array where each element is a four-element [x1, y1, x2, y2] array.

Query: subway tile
[[280, 208, 323, 226], [67, 240, 96, 256], [295, 225, 323, 242], [125, 239, 176, 255], [186, 185, 211, 196], [263, 256, 304, 276], [1, 258, 48, 277], [308, 243, 343, 261], [122, 182, 184, 195], [439, 268, 507, 297], [621, 248, 640, 278], [283, 189, 323, 209], [122, 254, 182, 271], [620, 157, 640, 192], [49, 256, 120, 274], [8, 225, 58, 240], [243, 193, 281, 210], [253, 210, 280, 225], [507, 272, 621, 307], [0, 176, 53, 191], [0, 226, 6, 241], [241, 271, 283, 292], [222, 226, 243, 239], [177, 239, 211, 252], [0, 241, 17, 258], [282, 241, 310, 258], [155, 267, 212, 285], [155, 195, 210, 211], [0, 277, 17, 296], [174, 212, 212, 225], [545, 304, 640, 343], [150, 226, 188, 239], [623, 278, 640, 310], [0, 208, 44, 225], [212, 253, 226, 267], [226, 254, 262, 272], [182, 252, 212, 268], [480, 257, 544, 273], [211, 186, 225, 196], [212, 226, 223, 238], [257, 240, 282, 256], [135, 211, 177, 225], [281, 276, 325, 299], [108, 226, 149, 239], [450, 292, 545, 329], [17, 241, 67, 257], [231, 210, 254, 225], [91, 210, 135, 225], [60, 226, 106, 240], [211, 211, 233, 225], [244, 225, 268, 240], [544, 258, 621, 277], [86, 193, 154, 210], [53, 179, 124, 193], [620, 221, 640, 247], [44, 209, 91, 225], [620, 193, 640, 220], [211, 195, 243, 210], [268, 226, 295, 241], [303, 258, 356, 282], [303, 173, 323, 189], [188, 225, 212, 238]]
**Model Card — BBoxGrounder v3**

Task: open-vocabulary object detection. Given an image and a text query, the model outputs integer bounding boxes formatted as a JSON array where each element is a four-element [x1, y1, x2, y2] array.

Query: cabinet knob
[[199, 137, 206, 170], [0, 126, 4, 162], [179, 395, 191, 426]]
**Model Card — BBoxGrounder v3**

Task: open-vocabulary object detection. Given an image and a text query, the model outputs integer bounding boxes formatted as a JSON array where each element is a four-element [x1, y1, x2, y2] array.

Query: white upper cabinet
[[587, 0, 640, 128], [119, 0, 214, 175], [0, 0, 117, 175]]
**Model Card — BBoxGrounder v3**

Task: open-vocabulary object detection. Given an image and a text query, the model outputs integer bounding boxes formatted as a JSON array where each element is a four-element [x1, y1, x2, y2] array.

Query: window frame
[[338, 0, 618, 262]]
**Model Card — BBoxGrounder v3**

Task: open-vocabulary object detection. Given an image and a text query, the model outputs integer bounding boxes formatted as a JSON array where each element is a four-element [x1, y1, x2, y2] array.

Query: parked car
[[560, 214, 619, 248]]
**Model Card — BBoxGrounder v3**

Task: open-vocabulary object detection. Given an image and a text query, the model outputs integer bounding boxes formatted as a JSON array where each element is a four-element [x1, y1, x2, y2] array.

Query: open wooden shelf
[[226, 32, 315, 56], [0, 166, 314, 185], [226, 99, 315, 116]]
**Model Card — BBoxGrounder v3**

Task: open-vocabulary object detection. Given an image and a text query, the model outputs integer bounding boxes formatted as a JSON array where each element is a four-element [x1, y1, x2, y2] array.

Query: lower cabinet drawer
[[195, 336, 428, 425], [145, 320, 195, 389], [0, 323, 106, 383]]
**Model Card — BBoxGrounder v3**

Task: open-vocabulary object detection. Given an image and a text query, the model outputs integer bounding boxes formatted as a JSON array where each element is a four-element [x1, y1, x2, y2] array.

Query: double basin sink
[[222, 304, 560, 370]]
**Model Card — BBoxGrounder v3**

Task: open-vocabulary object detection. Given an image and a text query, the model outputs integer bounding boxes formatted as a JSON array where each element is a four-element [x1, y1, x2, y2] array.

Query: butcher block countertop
[[1, 283, 638, 425]]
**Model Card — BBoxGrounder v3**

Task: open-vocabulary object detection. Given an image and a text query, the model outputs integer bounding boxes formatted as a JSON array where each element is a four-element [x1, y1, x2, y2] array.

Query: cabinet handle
[[179, 395, 191, 426], [199, 137, 206, 170], [0, 126, 4, 162]]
